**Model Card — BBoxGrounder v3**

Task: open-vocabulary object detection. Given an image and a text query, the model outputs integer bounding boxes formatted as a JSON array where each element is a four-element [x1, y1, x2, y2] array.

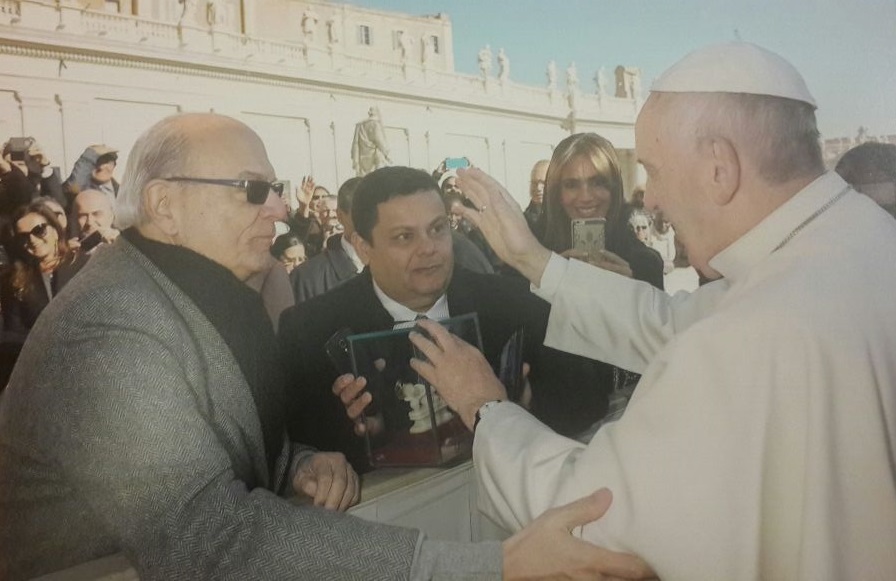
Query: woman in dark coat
[[526, 133, 663, 436], [534, 132, 664, 289]]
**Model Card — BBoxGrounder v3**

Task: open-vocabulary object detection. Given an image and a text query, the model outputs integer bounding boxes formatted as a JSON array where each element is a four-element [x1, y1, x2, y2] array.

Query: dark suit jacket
[[291, 234, 357, 303], [279, 267, 614, 471], [0, 252, 89, 338]]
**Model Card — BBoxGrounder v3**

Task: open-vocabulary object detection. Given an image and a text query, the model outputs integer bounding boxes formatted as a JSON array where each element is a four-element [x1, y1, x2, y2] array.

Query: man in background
[[73, 188, 120, 249], [64, 144, 119, 203], [524, 159, 549, 231], [647, 209, 676, 274], [836, 141, 896, 218], [291, 177, 364, 302]]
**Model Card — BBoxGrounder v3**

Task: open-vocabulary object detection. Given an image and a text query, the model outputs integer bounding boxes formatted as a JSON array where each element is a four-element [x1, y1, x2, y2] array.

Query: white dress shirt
[[340, 234, 365, 274], [372, 279, 450, 328]]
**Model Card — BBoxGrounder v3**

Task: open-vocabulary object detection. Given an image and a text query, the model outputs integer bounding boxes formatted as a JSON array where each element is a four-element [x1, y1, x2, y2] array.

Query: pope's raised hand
[[454, 168, 552, 285]]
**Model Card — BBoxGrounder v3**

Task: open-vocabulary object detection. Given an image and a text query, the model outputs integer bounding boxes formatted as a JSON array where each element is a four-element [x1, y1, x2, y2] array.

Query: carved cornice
[[0, 32, 634, 126], [0, 40, 305, 89]]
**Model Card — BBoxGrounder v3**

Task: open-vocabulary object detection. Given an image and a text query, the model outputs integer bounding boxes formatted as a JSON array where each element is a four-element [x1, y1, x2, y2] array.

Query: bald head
[[115, 113, 264, 230], [530, 159, 550, 204], [115, 112, 284, 281], [75, 189, 114, 236]]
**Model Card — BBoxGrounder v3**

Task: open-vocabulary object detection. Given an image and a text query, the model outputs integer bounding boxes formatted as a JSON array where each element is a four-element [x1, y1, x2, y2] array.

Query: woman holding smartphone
[[535, 132, 664, 289], [523, 133, 664, 439]]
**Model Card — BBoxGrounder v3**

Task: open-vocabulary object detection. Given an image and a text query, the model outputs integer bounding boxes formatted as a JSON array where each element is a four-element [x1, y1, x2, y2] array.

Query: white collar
[[340, 234, 364, 273], [709, 171, 850, 281], [371, 278, 450, 326]]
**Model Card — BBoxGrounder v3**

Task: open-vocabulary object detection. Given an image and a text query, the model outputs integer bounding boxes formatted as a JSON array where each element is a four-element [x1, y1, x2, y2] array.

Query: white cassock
[[473, 171, 896, 580]]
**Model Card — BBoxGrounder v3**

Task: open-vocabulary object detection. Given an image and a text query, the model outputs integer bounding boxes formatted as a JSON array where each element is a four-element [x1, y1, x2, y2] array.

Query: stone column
[[240, 0, 255, 35], [16, 91, 64, 174], [56, 93, 95, 177]]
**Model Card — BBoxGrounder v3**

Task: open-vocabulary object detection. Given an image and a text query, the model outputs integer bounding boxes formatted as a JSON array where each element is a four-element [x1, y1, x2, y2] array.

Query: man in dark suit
[[279, 166, 616, 472], [292, 176, 495, 303], [290, 177, 363, 303]]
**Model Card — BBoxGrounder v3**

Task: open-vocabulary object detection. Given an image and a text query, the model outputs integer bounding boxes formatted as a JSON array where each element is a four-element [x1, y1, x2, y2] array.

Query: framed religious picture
[[347, 313, 482, 468]]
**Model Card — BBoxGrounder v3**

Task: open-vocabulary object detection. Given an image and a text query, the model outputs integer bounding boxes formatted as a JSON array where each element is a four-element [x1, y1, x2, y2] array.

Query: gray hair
[[655, 92, 824, 184], [114, 114, 190, 229]]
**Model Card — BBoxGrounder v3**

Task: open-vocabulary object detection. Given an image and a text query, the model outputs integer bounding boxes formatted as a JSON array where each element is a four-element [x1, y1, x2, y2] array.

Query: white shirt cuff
[[530, 252, 568, 302]]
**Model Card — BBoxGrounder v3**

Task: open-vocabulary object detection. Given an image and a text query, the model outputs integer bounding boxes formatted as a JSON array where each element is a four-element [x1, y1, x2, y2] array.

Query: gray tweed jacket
[[0, 238, 500, 580]]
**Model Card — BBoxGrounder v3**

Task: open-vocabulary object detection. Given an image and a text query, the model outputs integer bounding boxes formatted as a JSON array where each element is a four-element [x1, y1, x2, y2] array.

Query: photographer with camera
[[0, 138, 66, 220], [62, 144, 119, 205]]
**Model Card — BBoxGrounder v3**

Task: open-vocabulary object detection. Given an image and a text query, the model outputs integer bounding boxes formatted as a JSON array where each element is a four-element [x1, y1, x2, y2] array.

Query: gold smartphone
[[571, 218, 606, 257]]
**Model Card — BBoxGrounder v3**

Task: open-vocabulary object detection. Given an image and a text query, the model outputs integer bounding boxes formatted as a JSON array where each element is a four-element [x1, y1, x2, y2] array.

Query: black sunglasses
[[163, 177, 285, 205], [15, 222, 51, 246]]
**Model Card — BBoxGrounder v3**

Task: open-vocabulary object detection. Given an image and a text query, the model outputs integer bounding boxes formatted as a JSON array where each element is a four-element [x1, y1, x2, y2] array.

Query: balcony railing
[[1, 0, 637, 121]]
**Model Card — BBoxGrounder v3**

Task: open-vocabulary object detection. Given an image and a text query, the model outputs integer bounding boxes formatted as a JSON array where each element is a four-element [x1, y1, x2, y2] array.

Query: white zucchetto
[[651, 42, 816, 108]]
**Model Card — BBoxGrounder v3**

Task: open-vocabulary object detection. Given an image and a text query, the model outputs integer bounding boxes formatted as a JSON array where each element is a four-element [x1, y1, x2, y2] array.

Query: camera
[[6, 137, 34, 163]]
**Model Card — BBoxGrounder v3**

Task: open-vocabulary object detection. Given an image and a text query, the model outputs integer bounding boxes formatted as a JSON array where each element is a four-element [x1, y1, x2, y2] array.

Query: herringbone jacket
[[0, 237, 428, 580]]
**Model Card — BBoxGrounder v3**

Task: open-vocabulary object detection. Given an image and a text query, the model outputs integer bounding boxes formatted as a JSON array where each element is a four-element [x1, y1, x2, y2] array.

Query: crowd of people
[[0, 142, 122, 382], [0, 41, 895, 581]]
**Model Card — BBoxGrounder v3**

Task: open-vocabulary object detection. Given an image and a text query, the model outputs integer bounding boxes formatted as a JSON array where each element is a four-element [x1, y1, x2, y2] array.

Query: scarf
[[122, 228, 285, 486]]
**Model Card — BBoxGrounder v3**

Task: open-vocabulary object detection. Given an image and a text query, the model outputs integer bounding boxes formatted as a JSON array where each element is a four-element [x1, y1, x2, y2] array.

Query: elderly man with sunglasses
[[0, 113, 653, 581]]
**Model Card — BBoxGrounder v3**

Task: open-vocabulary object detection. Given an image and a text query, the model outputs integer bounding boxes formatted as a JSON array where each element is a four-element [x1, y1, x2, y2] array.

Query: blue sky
[[338, 0, 896, 139]]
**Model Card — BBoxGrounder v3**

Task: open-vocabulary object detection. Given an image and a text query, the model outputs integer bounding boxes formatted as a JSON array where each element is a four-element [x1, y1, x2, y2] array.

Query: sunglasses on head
[[15, 222, 51, 245], [163, 177, 285, 205]]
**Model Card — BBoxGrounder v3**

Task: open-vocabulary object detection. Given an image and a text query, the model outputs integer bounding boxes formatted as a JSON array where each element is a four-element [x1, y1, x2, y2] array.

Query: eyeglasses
[[15, 222, 51, 246], [163, 177, 285, 205], [633, 225, 649, 231]]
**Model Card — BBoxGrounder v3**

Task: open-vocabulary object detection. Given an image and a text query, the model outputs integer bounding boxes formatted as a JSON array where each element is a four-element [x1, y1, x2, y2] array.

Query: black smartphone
[[79, 231, 103, 253], [324, 327, 354, 375], [498, 328, 525, 401]]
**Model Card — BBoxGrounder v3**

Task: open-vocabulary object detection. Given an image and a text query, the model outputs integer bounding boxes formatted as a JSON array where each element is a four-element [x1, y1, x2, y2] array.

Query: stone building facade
[[0, 0, 643, 208]]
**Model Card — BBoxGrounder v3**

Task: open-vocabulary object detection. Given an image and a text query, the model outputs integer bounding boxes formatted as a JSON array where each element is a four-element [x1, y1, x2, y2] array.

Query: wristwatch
[[473, 399, 504, 434]]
